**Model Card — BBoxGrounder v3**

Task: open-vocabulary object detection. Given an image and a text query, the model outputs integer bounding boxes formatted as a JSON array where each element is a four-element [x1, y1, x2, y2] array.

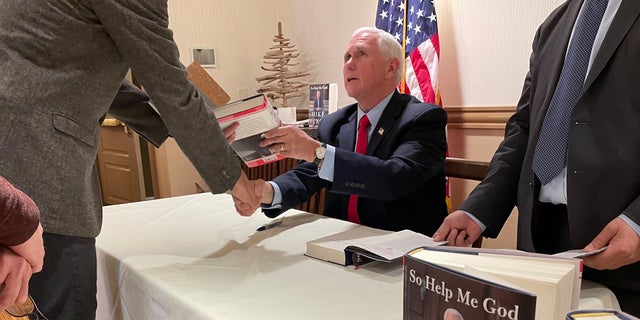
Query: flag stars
[[428, 12, 437, 23], [379, 10, 389, 20], [416, 9, 425, 19], [395, 17, 403, 27]]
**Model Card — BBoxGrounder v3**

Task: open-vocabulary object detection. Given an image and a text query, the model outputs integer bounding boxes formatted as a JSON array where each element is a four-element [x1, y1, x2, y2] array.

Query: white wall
[[159, 0, 565, 196]]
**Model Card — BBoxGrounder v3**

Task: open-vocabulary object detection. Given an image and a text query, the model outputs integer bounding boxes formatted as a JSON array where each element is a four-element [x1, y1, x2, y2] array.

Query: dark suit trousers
[[29, 233, 97, 320]]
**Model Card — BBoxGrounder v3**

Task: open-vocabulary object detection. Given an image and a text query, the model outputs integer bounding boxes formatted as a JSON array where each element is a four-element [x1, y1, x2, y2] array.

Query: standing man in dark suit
[[0, 1, 261, 319], [253, 27, 448, 236], [433, 0, 640, 315]]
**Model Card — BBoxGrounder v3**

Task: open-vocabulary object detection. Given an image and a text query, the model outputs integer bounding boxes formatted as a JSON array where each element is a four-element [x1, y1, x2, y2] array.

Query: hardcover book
[[213, 94, 284, 167], [305, 227, 444, 267], [566, 310, 639, 320], [403, 246, 583, 320], [308, 83, 337, 127]]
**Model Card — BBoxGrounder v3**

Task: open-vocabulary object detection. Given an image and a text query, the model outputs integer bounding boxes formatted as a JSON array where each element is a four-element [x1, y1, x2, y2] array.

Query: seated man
[[255, 27, 447, 236]]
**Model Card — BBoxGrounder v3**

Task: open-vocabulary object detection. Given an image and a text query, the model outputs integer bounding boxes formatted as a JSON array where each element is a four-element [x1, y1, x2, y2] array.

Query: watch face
[[315, 145, 326, 159]]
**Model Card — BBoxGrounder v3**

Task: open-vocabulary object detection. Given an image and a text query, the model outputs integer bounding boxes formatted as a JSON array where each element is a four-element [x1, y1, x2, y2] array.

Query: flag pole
[[400, 0, 408, 94]]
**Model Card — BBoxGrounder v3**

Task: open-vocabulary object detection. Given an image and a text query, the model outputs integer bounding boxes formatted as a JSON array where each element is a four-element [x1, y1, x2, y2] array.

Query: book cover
[[308, 83, 337, 127], [404, 246, 583, 320], [404, 253, 536, 320], [213, 94, 285, 167]]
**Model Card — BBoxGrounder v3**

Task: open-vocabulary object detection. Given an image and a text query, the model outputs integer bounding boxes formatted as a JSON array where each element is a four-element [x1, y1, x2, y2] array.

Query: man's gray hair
[[352, 27, 404, 83]]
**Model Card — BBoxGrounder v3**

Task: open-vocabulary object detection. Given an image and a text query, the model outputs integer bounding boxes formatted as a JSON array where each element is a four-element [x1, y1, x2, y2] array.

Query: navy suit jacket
[[264, 91, 448, 236]]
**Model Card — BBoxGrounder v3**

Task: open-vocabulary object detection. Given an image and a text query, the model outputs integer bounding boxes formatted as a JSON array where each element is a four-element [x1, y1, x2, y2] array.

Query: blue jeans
[[29, 233, 97, 320]]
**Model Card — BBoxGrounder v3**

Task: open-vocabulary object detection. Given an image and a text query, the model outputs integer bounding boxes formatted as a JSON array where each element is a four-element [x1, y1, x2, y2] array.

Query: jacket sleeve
[[0, 176, 40, 246], [263, 161, 328, 218], [89, 0, 241, 193], [107, 80, 170, 148]]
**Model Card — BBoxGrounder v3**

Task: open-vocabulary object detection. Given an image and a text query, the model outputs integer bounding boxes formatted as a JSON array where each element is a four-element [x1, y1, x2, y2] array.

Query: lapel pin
[[378, 128, 385, 135]]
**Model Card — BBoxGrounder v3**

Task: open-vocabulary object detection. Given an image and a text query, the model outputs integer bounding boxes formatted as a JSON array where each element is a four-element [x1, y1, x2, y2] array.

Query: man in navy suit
[[433, 0, 640, 315], [252, 27, 448, 236]]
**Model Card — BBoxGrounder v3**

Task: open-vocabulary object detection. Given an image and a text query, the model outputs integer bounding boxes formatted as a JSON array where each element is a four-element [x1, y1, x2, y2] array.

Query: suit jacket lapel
[[367, 92, 403, 154], [583, 0, 640, 92], [337, 105, 358, 152]]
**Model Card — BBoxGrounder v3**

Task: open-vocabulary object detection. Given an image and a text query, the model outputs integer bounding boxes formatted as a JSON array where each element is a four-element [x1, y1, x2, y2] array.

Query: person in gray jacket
[[0, 1, 261, 319]]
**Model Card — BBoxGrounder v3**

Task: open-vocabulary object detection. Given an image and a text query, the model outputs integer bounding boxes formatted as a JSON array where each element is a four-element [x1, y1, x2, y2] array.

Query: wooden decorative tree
[[255, 22, 309, 108]]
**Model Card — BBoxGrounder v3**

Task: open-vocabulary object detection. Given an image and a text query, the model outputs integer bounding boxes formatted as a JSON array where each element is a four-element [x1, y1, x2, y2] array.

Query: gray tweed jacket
[[0, 0, 241, 237]]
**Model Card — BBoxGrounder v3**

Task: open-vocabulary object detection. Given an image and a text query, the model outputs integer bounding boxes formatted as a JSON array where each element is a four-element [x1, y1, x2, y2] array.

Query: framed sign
[[191, 48, 217, 68]]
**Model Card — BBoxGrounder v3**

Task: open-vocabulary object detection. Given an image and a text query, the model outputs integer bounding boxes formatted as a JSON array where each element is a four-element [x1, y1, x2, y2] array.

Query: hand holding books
[[259, 125, 323, 164], [581, 217, 640, 271]]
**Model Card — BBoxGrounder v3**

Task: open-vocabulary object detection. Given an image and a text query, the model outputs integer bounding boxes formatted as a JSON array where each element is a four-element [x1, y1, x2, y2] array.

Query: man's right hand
[[432, 210, 483, 247], [231, 172, 263, 216], [0, 246, 32, 312], [10, 223, 44, 273]]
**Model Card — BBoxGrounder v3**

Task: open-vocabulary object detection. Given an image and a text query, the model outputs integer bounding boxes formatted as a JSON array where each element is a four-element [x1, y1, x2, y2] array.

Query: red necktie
[[347, 114, 370, 224]]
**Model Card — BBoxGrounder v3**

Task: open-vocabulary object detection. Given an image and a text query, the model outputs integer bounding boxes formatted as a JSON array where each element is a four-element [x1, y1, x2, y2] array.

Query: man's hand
[[0, 246, 32, 312], [231, 172, 263, 216], [222, 122, 239, 145], [583, 217, 640, 270], [432, 210, 483, 247], [9, 223, 44, 273], [259, 125, 319, 162]]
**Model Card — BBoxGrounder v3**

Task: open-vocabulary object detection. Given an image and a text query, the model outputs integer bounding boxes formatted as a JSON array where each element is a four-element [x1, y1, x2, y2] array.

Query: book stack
[[403, 246, 583, 320]]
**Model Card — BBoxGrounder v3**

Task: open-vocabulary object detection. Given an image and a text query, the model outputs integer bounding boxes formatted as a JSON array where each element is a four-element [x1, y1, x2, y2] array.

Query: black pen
[[256, 219, 283, 231]]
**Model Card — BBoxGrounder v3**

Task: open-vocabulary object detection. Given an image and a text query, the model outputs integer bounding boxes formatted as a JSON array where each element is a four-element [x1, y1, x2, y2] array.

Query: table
[[96, 193, 619, 320]]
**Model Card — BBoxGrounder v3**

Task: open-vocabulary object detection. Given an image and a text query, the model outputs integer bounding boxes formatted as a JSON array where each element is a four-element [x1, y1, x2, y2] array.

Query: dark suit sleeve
[[330, 106, 446, 201], [108, 80, 169, 148], [263, 161, 328, 218]]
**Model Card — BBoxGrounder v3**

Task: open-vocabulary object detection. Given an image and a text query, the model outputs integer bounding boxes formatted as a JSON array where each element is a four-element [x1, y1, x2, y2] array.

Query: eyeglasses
[[3, 295, 48, 320]]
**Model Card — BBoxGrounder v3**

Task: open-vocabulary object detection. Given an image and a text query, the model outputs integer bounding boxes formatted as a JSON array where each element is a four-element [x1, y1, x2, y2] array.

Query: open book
[[213, 94, 284, 167], [305, 226, 444, 267], [404, 246, 583, 320]]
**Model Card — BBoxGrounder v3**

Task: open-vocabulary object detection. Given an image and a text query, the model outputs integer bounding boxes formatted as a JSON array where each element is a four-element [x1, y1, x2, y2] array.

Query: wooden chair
[[444, 157, 490, 248]]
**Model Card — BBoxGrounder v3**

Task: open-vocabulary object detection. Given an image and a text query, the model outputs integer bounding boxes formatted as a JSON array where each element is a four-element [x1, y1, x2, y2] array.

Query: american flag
[[376, 0, 449, 207], [376, 0, 440, 105]]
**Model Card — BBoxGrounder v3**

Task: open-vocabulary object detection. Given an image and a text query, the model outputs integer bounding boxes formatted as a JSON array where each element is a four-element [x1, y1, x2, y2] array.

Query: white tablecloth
[[96, 193, 619, 320]]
